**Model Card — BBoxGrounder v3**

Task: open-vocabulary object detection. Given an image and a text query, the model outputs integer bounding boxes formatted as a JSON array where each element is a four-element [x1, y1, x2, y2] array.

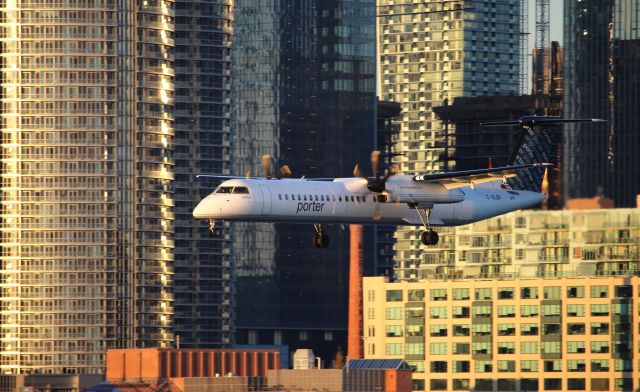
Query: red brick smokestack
[[347, 224, 363, 359]]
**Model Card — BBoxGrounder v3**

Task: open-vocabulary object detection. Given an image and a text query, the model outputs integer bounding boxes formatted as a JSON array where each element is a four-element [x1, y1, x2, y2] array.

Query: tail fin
[[506, 126, 556, 192], [480, 116, 606, 192]]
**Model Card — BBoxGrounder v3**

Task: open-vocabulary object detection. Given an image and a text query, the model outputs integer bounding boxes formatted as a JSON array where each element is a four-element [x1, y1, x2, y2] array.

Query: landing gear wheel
[[420, 229, 439, 246], [313, 233, 330, 248]]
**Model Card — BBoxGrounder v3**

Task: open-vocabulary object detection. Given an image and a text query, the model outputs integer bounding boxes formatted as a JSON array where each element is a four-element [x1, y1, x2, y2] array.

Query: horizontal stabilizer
[[481, 116, 606, 127]]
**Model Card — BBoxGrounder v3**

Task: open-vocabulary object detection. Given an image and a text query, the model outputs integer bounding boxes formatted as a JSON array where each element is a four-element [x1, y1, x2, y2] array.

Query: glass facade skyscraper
[[0, 0, 176, 373], [173, 0, 233, 347], [376, 0, 521, 270], [563, 0, 640, 207], [231, 0, 376, 360]]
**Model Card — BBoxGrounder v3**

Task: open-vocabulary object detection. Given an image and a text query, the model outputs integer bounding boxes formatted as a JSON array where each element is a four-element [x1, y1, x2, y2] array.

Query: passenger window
[[372, 196, 376, 202], [315, 195, 319, 201], [285, 194, 289, 200], [278, 194, 282, 200], [297, 195, 301, 201], [303, 195, 307, 201], [351, 196, 355, 202], [339, 197, 342, 202]]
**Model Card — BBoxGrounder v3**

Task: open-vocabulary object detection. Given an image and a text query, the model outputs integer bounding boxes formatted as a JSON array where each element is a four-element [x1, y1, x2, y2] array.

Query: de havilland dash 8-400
[[193, 116, 605, 247]]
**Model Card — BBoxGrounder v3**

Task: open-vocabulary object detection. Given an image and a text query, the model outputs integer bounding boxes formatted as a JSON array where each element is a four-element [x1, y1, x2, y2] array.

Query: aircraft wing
[[413, 163, 552, 189]]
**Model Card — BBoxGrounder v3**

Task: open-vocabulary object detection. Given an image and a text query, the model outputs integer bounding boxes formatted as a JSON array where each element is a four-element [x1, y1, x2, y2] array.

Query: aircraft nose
[[193, 199, 209, 219]]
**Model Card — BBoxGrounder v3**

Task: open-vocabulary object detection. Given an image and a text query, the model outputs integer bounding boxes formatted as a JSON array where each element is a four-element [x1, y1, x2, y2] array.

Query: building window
[[498, 305, 516, 318], [452, 288, 470, 300], [452, 306, 470, 318], [385, 325, 402, 337], [521, 287, 538, 299], [591, 285, 609, 298], [567, 378, 585, 391], [567, 286, 584, 298], [299, 331, 308, 341], [497, 379, 516, 391], [614, 359, 633, 372], [385, 343, 402, 355], [544, 378, 562, 391], [567, 341, 585, 354], [474, 379, 493, 391], [591, 341, 609, 354], [406, 325, 423, 337], [498, 323, 516, 336], [430, 361, 448, 373], [430, 343, 447, 355], [521, 323, 539, 336], [472, 324, 492, 337], [475, 361, 492, 372], [521, 360, 538, 372], [521, 305, 539, 317], [543, 323, 561, 335], [567, 304, 585, 317], [615, 285, 633, 298], [567, 360, 586, 372], [498, 360, 515, 372], [430, 288, 447, 301], [475, 287, 492, 300], [542, 304, 561, 317], [590, 304, 609, 316], [591, 359, 610, 372], [614, 378, 633, 391], [453, 324, 470, 336], [472, 305, 492, 317], [543, 286, 561, 299], [323, 331, 333, 341], [386, 289, 403, 301], [429, 379, 447, 391], [612, 302, 632, 316], [385, 307, 402, 320], [591, 322, 609, 335], [544, 360, 562, 372], [472, 343, 492, 356], [567, 323, 585, 335], [542, 341, 561, 354], [522, 379, 539, 391], [521, 341, 538, 354], [247, 330, 257, 345], [429, 324, 447, 337], [408, 289, 424, 301], [591, 379, 609, 391], [497, 342, 515, 354], [407, 361, 424, 373], [498, 287, 515, 299], [452, 379, 469, 389], [406, 306, 424, 319], [453, 343, 469, 355], [430, 306, 447, 319], [406, 343, 424, 355]]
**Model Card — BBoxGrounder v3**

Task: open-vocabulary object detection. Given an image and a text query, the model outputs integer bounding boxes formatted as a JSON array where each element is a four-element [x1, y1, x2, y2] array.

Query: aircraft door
[[258, 185, 272, 215]]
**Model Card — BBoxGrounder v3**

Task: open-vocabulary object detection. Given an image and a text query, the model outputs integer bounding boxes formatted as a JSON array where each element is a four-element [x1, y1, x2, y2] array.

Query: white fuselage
[[193, 176, 546, 227]]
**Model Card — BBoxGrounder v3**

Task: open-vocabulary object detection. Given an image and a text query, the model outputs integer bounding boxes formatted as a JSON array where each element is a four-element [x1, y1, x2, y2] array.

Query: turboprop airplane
[[193, 116, 604, 247]]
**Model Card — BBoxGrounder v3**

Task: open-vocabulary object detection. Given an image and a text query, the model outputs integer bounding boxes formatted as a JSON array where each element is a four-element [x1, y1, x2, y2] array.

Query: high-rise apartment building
[[563, 0, 640, 207], [173, 1, 233, 347], [230, 0, 377, 360], [376, 0, 522, 266], [0, 0, 180, 374]]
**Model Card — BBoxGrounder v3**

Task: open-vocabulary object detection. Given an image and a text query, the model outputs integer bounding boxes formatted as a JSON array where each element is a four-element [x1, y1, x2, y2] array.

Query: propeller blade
[[277, 165, 292, 179], [245, 170, 252, 178], [353, 164, 366, 178], [373, 202, 382, 221], [261, 155, 272, 179], [370, 150, 381, 178]]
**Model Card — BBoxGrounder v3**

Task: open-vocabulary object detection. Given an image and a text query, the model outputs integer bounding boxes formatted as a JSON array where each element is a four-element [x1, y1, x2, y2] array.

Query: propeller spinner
[[353, 150, 396, 194]]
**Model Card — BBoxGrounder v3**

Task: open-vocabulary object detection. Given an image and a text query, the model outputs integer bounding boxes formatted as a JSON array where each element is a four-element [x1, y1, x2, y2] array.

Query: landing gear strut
[[410, 203, 439, 246], [313, 224, 329, 248], [208, 219, 221, 238]]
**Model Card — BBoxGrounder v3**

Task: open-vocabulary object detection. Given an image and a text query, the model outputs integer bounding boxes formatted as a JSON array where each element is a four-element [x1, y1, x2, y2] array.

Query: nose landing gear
[[313, 224, 329, 248], [208, 219, 221, 237], [409, 203, 439, 246]]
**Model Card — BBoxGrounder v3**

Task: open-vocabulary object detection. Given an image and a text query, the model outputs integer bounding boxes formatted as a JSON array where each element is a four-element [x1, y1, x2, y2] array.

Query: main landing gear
[[313, 224, 329, 248], [208, 219, 221, 237], [410, 203, 439, 246]]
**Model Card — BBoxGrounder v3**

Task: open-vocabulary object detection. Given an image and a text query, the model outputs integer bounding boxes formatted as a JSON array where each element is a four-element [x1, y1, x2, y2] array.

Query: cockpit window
[[233, 187, 250, 194], [215, 186, 233, 194]]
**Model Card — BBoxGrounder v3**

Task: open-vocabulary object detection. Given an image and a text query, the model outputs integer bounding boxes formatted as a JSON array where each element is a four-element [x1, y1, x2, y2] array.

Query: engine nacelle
[[381, 177, 466, 205]]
